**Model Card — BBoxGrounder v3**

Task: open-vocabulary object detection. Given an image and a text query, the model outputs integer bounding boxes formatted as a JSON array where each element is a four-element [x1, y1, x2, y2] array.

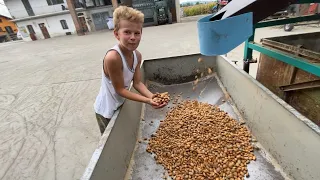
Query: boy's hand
[[147, 97, 167, 109]]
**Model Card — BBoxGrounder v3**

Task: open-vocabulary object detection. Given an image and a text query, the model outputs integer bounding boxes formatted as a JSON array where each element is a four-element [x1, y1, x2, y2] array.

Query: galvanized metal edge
[[80, 110, 121, 180]]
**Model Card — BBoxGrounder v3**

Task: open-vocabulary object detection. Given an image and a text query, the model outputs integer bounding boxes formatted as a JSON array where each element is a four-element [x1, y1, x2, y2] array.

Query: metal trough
[[81, 54, 320, 180]]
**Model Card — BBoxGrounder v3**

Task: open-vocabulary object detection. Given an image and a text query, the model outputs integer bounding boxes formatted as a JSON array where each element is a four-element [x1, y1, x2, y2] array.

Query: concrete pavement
[[0, 20, 319, 180]]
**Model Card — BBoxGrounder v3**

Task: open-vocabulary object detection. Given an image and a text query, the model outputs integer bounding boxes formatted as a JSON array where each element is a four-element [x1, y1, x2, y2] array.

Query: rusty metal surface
[[263, 32, 320, 53], [257, 32, 320, 126], [257, 53, 320, 126], [261, 38, 320, 62], [126, 75, 285, 180], [280, 79, 320, 91]]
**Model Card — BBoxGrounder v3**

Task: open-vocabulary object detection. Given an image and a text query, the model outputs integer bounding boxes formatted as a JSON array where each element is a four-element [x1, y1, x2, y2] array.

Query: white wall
[[5, 0, 68, 19], [16, 13, 76, 41], [29, 0, 68, 16], [5, 0, 29, 18]]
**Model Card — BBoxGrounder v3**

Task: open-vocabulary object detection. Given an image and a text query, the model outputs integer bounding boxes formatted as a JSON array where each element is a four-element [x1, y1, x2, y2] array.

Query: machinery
[[198, 0, 320, 129], [154, 0, 172, 25], [132, 0, 158, 26], [132, 0, 173, 26]]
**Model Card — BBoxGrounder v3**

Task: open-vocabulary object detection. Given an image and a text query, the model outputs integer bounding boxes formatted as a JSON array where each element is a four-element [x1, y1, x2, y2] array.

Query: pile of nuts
[[152, 92, 171, 104], [147, 100, 255, 180]]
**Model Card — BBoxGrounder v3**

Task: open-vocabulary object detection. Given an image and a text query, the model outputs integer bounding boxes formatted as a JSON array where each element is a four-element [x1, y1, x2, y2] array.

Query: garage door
[[92, 12, 110, 31]]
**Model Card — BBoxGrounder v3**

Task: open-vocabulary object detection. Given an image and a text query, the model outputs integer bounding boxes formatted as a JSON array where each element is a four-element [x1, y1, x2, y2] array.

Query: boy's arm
[[105, 51, 157, 106], [132, 51, 153, 99]]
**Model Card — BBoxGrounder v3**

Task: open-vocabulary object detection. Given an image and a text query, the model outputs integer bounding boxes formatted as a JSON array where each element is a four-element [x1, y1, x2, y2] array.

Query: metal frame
[[248, 43, 320, 77], [243, 4, 320, 77], [280, 80, 320, 91]]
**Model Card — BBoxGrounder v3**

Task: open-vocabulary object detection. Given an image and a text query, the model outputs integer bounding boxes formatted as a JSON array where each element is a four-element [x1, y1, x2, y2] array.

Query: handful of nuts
[[152, 92, 170, 104], [147, 100, 256, 180]]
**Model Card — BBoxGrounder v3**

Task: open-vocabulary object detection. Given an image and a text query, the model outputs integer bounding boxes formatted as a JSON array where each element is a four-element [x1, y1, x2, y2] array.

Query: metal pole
[[67, 0, 84, 36], [243, 28, 255, 73]]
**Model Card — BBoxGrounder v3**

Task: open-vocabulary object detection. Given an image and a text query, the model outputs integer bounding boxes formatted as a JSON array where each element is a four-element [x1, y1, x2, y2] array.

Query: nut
[[153, 92, 170, 104], [147, 100, 255, 179]]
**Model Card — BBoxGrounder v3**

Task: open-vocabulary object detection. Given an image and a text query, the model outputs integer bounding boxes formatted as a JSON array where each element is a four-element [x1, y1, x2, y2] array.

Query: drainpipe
[[67, 0, 85, 36]]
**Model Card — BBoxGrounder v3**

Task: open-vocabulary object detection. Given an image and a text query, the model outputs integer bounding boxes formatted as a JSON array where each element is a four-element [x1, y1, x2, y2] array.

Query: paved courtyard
[[0, 19, 319, 180]]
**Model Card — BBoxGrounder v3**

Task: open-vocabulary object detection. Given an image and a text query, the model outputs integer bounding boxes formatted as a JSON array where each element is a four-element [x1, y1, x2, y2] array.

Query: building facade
[[4, 0, 116, 41], [0, 15, 19, 42]]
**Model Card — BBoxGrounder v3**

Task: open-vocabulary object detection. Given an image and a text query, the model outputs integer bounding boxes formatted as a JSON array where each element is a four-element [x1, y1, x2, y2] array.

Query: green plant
[[183, 2, 216, 17]]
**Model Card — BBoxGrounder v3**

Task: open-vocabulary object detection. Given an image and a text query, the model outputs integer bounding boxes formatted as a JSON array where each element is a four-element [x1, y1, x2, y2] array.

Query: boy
[[94, 6, 166, 135]]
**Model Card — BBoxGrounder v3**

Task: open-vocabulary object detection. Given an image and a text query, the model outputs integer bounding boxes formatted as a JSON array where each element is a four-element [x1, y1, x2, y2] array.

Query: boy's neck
[[118, 44, 133, 57]]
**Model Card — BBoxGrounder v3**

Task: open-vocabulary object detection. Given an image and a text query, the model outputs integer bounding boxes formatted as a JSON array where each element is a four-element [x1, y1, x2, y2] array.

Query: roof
[[0, 14, 12, 19]]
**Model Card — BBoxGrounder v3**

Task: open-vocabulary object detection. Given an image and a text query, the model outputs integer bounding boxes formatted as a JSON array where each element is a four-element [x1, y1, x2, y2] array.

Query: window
[[5, 26, 14, 34], [0, 27, 3, 32], [60, 20, 69, 29], [0, 19, 2, 23], [27, 25, 35, 34], [22, 0, 35, 16], [47, 0, 64, 6]]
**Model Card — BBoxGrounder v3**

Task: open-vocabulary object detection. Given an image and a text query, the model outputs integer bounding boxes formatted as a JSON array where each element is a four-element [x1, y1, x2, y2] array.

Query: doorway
[[92, 12, 109, 31], [38, 23, 50, 39], [79, 17, 89, 33], [27, 25, 37, 41]]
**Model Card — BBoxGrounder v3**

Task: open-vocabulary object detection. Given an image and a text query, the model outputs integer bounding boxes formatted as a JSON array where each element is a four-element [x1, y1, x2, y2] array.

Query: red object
[[308, 3, 318, 14], [219, 0, 229, 5]]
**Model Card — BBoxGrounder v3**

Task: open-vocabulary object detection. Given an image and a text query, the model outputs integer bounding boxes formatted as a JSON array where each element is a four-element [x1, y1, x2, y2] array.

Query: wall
[[16, 13, 76, 41], [0, 16, 18, 33], [5, 0, 68, 19], [5, 0, 28, 19]]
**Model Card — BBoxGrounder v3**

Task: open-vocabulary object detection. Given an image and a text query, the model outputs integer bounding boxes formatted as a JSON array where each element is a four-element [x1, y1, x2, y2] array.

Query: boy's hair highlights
[[113, 6, 145, 31]]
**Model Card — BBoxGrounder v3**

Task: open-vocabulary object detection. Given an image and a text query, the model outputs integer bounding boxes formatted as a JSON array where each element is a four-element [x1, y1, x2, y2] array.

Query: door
[[38, 23, 50, 39], [79, 17, 89, 33], [27, 25, 37, 41], [5, 26, 14, 34], [92, 12, 109, 31]]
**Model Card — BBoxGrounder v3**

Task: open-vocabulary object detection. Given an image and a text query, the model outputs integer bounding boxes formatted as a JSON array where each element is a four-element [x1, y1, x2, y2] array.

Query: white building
[[4, 0, 116, 41]]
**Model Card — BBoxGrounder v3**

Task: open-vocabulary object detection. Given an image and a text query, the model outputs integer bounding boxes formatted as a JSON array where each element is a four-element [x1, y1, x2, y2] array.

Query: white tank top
[[94, 44, 138, 118]]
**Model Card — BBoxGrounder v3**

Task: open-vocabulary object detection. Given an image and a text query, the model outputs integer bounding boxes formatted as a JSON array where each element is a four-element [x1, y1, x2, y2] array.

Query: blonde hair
[[113, 6, 144, 31]]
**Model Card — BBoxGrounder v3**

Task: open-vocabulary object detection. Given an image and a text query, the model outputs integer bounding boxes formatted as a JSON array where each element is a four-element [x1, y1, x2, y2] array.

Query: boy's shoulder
[[135, 50, 142, 61], [104, 49, 142, 65], [104, 49, 121, 63]]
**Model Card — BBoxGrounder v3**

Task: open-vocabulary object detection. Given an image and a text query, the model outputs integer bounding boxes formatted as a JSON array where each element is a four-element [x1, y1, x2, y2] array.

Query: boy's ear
[[114, 30, 120, 40]]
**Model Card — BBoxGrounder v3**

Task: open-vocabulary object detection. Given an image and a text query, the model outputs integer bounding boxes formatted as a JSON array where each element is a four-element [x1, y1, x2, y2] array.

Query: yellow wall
[[0, 16, 18, 34]]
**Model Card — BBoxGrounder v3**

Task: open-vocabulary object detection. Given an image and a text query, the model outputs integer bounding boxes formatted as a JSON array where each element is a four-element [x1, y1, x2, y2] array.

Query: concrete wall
[[216, 56, 320, 180], [5, 0, 68, 19], [16, 13, 76, 41]]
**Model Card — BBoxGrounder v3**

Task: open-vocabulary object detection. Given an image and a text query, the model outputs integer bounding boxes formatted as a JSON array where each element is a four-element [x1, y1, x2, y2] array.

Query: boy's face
[[114, 19, 143, 51]]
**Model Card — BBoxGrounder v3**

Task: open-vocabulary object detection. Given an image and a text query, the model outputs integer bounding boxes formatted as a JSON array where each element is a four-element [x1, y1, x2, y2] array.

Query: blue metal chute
[[197, 0, 302, 56], [197, 13, 253, 56]]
